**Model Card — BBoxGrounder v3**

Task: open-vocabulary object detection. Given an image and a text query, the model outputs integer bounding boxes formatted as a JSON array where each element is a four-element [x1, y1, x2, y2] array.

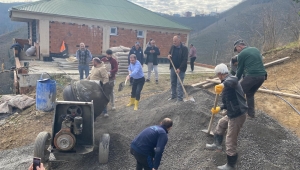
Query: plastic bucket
[[36, 73, 56, 112]]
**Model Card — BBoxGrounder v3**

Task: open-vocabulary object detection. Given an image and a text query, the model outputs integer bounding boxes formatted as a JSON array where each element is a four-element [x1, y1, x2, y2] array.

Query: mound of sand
[[51, 87, 300, 170]]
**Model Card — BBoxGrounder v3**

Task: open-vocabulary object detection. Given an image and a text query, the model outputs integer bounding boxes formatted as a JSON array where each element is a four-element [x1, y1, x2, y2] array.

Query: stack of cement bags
[[109, 46, 130, 75]]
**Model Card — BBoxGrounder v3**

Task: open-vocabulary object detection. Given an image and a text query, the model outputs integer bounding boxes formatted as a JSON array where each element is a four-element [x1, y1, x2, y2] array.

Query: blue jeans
[[170, 68, 185, 101], [103, 106, 107, 114], [78, 65, 89, 80]]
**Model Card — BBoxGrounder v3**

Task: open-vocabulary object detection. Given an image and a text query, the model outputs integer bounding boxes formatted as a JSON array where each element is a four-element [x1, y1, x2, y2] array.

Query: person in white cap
[[205, 63, 247, 170]]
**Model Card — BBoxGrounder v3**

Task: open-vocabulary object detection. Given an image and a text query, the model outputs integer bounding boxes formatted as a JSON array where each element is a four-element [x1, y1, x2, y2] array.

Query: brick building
[[9, 0, 190, 60]]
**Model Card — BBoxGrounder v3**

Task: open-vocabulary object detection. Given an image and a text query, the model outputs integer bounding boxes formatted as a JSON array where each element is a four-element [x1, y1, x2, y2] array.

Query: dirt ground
[[1, 87, 299, 170], [1, 46, 300, 169], [0, 73, 212, 151]]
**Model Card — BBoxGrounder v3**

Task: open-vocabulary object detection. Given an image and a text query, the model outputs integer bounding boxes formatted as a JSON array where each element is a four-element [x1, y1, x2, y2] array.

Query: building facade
[[10, 0, 190, 60]]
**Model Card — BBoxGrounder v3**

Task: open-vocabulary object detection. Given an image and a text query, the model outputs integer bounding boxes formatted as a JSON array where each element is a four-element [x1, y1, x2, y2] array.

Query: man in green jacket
[[234, 39, 267, 118]]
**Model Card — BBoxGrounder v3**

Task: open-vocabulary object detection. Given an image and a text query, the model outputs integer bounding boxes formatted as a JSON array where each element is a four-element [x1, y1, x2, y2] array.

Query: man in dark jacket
[[130, 118, 173, 170], [206, 63, 247, 170], [128, 42, 144, 86], [167, 35, 188, 102], [144, 40, 160, 84], [234, 39, 267, 118]]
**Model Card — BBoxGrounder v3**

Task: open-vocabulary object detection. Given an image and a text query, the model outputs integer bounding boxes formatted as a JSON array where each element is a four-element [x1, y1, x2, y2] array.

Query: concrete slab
[[20, 60, 214, 81]]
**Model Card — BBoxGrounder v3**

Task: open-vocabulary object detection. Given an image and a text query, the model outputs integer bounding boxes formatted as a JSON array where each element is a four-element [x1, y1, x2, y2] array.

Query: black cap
[[106, 49, 113, 55], [233, 39, 245, 52], [231, 55, 238, 64]]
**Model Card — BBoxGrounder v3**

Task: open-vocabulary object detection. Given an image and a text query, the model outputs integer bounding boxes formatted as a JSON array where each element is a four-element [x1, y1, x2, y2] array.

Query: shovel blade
[[183, 96, 195, 102], [201, 129, 214, 136], [118, 82, 125, 92]]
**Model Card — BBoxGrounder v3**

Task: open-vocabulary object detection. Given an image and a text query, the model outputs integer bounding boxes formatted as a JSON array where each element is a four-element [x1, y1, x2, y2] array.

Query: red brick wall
[[146, 31, 187, 57], [109, 28, 144, 49], [49, 22, 103, 55]]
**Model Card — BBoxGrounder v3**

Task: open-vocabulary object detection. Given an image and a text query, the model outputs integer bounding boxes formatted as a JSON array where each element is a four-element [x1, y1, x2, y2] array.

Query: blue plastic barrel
[[36, 73, 56, 112]]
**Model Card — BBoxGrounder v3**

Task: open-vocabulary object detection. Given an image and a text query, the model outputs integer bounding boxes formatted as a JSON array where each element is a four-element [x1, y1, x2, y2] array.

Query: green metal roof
[[12, 0, 190, 31]]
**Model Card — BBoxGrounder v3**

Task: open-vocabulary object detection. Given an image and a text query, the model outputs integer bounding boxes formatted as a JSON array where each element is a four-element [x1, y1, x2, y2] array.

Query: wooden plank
[[257, 89, 300, 99], [15, 57, 21, 68], [192, 81, 210, 87], [206, 78, 300, 99], [202, 82, 215, 88], [206, 79, 221, 84], [264, 57, 290, 68]]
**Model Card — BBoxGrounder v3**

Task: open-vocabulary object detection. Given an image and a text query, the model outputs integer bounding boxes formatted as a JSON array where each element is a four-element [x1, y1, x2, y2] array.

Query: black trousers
[[190, 57, 196, 71], [240, 76, 265, 116], [130, 148, 153, 170], [131, 77, 145, 101]]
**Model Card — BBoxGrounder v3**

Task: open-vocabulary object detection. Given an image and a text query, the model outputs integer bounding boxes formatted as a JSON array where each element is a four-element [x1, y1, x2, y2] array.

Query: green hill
[[189, 0, 300, 65], [0, 2, 26, 35]]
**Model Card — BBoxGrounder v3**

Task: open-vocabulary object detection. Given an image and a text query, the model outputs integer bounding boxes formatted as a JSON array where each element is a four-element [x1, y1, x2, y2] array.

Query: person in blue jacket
[[126, 54, 145, 110], [128, 42, 144, 86], [130, 118, 173, 170]]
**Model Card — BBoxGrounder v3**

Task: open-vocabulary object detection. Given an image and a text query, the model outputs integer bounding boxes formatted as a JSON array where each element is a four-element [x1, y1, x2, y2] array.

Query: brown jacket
[[87, 62, 109, 83]]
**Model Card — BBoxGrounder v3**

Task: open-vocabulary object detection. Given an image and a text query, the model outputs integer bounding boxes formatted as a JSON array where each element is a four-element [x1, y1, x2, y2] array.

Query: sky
[[0, 0, 243, 15]]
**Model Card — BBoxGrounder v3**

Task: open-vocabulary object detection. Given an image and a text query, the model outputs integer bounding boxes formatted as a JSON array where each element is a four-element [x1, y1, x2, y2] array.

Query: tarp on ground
[[0, 95, 35, 114]]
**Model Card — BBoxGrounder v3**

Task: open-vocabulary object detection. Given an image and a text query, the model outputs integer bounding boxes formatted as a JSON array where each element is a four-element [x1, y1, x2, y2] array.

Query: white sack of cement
[[0, 95, 35, 112], [0, 101, 12, 114]]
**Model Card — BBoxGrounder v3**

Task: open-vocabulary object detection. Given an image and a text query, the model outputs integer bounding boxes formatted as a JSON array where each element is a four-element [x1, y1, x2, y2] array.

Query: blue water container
[[36, 73, 56, 112]]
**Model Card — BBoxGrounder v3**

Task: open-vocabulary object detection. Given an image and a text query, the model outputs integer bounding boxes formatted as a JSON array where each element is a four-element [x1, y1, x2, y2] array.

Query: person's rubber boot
[[217, 154, 238, 170], [126, 98, 135, 107], [134, 100, 139, 111], [206, 134, 223, 151]]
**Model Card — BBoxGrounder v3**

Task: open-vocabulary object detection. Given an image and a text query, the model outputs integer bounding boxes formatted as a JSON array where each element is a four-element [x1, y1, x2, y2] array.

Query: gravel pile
[[1, 87, 300, 169]]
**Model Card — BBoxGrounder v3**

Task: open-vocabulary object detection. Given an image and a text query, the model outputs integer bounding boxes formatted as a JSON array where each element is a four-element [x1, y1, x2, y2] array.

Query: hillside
[[0, 2, 26, 35], [0, 26, 27, 69], [163, 15, 219, 34], [190, 0, 300, 65]]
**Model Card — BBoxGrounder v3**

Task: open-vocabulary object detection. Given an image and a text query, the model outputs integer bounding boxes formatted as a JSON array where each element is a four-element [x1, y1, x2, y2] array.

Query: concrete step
[[118, 69, 129, 72], [119, 66, 128, 69]]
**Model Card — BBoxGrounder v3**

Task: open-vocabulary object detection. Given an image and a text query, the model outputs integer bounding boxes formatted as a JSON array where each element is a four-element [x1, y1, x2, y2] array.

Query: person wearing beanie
[[234, 39, 267, 118], [205, 63, 247, 170]]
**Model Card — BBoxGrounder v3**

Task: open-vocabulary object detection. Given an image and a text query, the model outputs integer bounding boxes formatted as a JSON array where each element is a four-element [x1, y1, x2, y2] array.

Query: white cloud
[[130, 0, 243, 15], [1, 0, 243, 15]]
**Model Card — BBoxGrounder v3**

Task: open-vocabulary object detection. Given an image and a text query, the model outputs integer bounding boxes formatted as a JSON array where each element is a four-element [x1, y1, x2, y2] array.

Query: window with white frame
[[137, 30, 144, 38], [110, 27, 118, 35]]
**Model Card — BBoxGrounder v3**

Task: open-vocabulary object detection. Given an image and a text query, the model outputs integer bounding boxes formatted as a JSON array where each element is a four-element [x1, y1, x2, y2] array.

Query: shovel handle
[[125, 78, 128, 86], [208, 94, 220, 134], [169, 59, 189, 98]]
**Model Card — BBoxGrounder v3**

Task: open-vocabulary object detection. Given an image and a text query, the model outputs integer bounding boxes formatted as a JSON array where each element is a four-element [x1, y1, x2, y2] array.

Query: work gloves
[[211, 106, 221, 114], [215, 84, 224, 94]]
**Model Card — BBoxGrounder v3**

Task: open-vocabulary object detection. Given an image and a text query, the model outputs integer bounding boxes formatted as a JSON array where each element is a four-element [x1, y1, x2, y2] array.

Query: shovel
[[201, 93, 219, 136], [118, 78, 128, 92], [169, 59, 195, 102]]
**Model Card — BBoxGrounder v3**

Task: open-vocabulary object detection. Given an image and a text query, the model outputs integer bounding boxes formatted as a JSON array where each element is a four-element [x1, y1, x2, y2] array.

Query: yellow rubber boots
[[126, 98, 135, 107], [134, 100, 139, 111]]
